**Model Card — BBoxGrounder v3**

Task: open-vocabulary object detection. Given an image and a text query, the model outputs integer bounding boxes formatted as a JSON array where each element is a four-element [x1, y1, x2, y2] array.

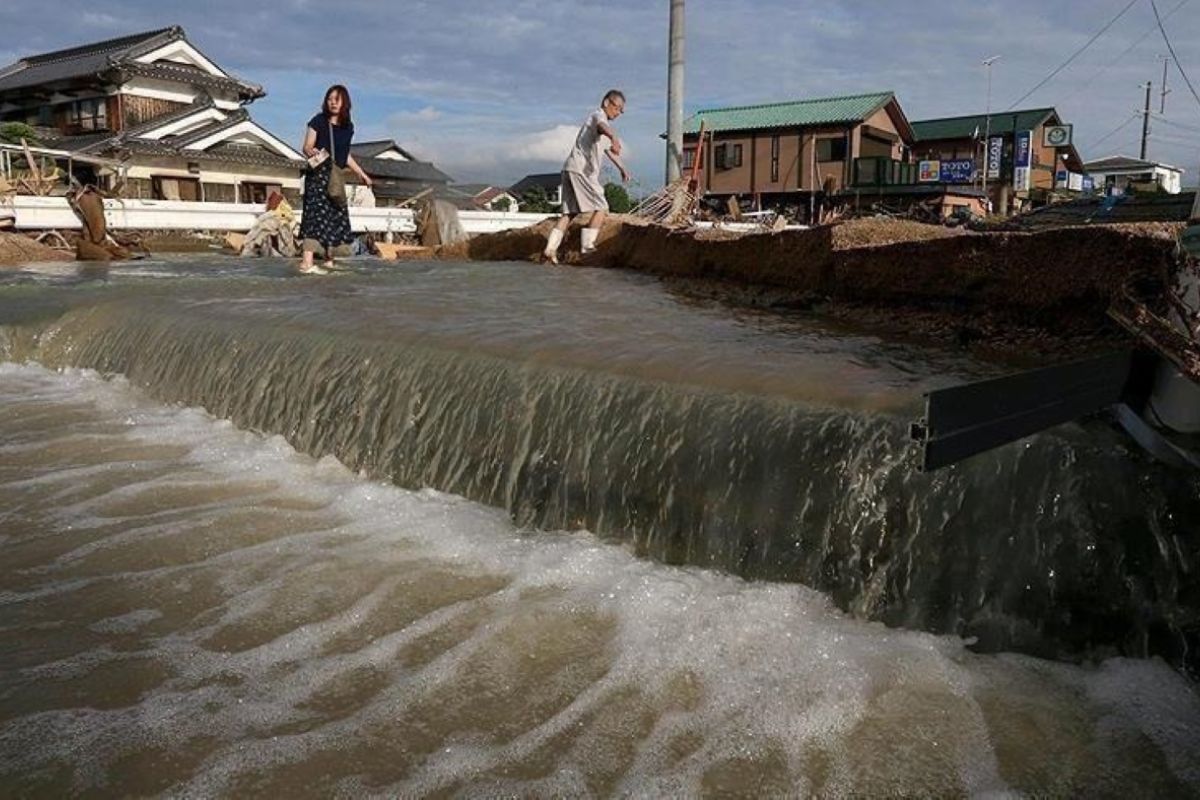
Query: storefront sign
[[986, 136, 1003, 180], [918, 160, 940, 182], [939, 159, 975, 184], [1013, 130, 1032, 192], [1068, 172, 1084, 192]]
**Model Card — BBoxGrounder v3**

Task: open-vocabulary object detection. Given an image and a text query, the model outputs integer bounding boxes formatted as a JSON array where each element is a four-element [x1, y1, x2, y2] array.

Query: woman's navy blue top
[[308, 113, 354, 168]]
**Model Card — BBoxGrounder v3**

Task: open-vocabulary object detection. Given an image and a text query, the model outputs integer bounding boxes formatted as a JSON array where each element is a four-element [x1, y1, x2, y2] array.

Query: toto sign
[[986, 136, 1003, 180], [939, 159, 975, 184]]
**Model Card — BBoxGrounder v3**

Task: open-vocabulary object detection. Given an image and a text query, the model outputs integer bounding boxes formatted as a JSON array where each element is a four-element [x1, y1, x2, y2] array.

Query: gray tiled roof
[[0, 26, 262, 100], [510, 173, 561, 194], [350, 140, 418, 160], [1083, 155, 1182, 172], [358, 155, 452, 184], [38, 101, 300, 170], [167, 108, 250, 147], [0, 27, 177, 92]]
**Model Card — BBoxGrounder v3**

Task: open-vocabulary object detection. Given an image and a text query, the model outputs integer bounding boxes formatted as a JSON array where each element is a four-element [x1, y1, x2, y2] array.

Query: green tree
[[491, 196, 512, 212], [0, 122, 40, 146], [604, 182, 633, 213], [519, 186, 555, 213]]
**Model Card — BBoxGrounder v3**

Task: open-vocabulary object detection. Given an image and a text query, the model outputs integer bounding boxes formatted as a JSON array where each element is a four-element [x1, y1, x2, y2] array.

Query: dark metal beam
[[911, 349, 1136, 471]]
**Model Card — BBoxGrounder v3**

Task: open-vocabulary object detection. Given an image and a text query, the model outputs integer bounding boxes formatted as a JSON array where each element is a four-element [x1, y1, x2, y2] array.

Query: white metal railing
[[7, 196, 553, 234]]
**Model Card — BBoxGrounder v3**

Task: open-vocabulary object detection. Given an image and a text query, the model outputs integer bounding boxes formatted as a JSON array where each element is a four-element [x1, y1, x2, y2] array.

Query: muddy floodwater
[[1, 257, 1198, 796]]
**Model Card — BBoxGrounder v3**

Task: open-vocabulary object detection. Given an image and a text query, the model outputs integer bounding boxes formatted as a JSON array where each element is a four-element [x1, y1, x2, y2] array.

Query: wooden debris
[[224, 231, 246, 252], [374, 242, 431, 260]]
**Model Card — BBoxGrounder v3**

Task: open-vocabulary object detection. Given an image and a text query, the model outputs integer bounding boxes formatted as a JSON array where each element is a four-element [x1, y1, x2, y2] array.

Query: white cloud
[[506, 125, 579, 163], [7, 1, 1200, 183], [387, 106, 443, 125]]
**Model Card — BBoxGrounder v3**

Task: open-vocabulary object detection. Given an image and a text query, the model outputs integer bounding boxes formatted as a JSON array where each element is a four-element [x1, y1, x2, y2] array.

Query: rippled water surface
[[1, 258, 1198, 795], [0, 255, 991, 410], [2, 364, 1198, 796]]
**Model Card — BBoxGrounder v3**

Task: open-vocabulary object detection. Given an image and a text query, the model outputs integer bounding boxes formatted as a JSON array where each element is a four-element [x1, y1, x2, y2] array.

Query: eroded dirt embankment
[[449, 216, 1182, 355], [0, 232, 66, 267]]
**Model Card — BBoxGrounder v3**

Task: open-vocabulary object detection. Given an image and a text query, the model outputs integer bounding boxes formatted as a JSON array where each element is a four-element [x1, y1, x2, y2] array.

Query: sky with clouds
[[4, 1, 1200, 189]]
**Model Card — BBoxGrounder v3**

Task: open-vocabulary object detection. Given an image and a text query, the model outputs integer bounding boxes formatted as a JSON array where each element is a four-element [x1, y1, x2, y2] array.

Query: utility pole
[[1159, 55, 1171, 115], [665, 0, 685, 185], [1140, 80, 1152, 160], [981, 56, 1000, 208]]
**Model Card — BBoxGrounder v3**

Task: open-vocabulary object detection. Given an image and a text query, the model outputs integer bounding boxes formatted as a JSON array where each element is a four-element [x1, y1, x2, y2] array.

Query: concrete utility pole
[[981, 56, 999, 207], [1141, 80, 1153, 160], [1159, 55, 1171, 115], [666, 0, 685, 185]]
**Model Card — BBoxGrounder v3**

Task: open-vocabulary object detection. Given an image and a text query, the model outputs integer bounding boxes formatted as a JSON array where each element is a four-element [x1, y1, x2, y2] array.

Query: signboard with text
[[939, 159, 975, 184], [1068, 172, 1084, 192], [1013, 130, 1032, 192], [986, 136, 1003, 180], [918, 160, 940, 182]]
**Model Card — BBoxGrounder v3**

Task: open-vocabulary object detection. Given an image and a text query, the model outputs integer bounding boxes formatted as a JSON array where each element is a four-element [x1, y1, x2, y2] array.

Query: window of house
[[240, 182, 283, 204], [714, 143, 743, 170], [151, 176, 200, 202], [770, 135, 780, 182], [817, 137, 847, 163], [683, 147, 698, 170], [67, 98, 108, 132]]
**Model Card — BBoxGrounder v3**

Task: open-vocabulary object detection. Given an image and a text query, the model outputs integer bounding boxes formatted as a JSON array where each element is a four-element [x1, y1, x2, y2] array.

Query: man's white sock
[[544, 228, 564, 257], [581, 227, 599, 252]]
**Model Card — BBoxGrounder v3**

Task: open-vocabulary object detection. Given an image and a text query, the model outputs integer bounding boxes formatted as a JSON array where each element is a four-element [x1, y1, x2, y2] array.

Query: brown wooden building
[[910, 108, 1084, 214], [682, 91, 915, 205]]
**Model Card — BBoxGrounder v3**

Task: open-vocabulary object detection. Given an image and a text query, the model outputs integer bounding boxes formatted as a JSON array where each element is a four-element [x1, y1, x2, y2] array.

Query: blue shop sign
[[939, 159, 975, 184]]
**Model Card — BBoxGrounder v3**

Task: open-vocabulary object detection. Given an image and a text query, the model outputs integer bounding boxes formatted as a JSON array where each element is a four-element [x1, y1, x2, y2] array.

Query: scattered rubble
[[0, 231, 68, 267]]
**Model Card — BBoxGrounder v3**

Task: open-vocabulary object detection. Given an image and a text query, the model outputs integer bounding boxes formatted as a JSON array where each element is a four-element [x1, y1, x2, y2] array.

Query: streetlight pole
[[981, 55, 1000, 211], [666, 0, 686, 185]]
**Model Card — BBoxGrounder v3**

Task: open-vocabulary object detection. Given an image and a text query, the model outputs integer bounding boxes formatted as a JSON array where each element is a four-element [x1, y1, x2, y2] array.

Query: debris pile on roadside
[[0, 231, 68, 267]]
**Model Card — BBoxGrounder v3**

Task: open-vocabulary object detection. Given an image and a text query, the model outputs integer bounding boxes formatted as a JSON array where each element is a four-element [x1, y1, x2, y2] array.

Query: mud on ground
[[448, 216, 1182, 359], [0, 232, 70, 267]]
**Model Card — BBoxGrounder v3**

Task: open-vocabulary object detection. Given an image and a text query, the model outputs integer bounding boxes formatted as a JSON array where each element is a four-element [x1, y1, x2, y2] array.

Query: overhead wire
[[1151, 111, 1200, 133], [1076, 0, 1189, 93], [1086, 111, 1144, 151], [1007, 0, 1140, 109], [1150, 0, 1200, 114]]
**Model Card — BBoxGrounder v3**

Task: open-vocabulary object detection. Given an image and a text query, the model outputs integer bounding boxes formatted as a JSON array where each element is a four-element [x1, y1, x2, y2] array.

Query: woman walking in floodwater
[[299, 85, 372, 274]]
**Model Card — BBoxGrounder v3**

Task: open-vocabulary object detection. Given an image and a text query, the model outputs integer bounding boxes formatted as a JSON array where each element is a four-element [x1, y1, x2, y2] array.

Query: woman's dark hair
[[323, 85, 353, 126]]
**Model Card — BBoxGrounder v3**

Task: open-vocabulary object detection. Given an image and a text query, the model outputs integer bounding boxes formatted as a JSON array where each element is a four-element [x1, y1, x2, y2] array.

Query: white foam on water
[[1, 361, 1198, 797]]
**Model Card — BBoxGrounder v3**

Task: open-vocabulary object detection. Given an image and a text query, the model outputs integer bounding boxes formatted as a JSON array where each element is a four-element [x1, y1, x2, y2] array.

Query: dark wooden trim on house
[[749, 132, 756, 195], [844, 127, 853, 188]]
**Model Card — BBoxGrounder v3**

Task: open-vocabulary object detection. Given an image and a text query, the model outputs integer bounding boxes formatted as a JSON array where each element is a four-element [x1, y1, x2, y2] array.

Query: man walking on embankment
[[543, 90, 631, 264]]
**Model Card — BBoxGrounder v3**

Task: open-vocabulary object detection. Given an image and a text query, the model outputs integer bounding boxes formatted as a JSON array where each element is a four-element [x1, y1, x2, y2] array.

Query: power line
[[1151, 111, 1200, 133], [1087, 111, 1143, 151], [1007, 0, 1140, 109], [1151, 0, 1200, 114], [1077, 0, 1190, 93]]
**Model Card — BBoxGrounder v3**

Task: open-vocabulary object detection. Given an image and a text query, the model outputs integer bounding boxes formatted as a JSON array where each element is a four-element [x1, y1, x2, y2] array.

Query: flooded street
[[1, 258, 1198, 795]]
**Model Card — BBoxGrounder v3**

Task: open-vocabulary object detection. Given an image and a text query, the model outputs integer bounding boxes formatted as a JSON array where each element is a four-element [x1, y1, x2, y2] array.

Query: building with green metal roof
[[910, 108, 1060, 142], [683, 91, 914, 139], [908, 107, 1084, 215], [680, 91, 915, 213]]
